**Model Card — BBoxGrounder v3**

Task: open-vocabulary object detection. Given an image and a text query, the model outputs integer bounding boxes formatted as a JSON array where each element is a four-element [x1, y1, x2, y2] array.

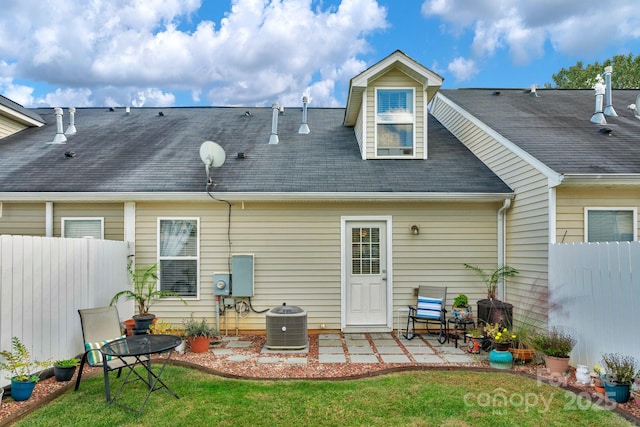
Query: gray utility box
[[265, 304, 308, 350], [231, 254, 254, 297]]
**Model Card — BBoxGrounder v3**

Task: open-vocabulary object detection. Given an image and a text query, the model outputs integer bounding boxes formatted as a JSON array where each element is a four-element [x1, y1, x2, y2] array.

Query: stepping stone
[[405, 346, 434, 355], [371, 339, 397, 347], [257, 357, 281, 364], [348, 346, 374, 354], [350, 354, 379, 363], [369, 333, 393, 339], [319, 333, 341, 340], [345, 339, 369, 346], [413, 354, 445, 364], [319, 354, 347, 363], [438, 346, 466, 355], [222, 336, 240, 342], [227, 355, 251, 362], [375, 346, 404, 354], [319, 346, 345, 354], [343, 333, 366, 339], [285, 357, 308, 365], [318, 339, 342, 347], [380, 354, 410, 363], [227, 341, 252, 348], [441, 354, 476, 363], [211, 349, 234, 356]]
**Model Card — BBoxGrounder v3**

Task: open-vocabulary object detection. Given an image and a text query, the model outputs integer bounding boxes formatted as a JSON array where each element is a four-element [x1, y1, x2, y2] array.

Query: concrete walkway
[[211, 332, 480, 366]]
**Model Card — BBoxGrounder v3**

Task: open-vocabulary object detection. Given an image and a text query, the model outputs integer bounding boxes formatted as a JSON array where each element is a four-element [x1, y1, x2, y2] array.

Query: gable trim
[[432, 93, 563, 188]]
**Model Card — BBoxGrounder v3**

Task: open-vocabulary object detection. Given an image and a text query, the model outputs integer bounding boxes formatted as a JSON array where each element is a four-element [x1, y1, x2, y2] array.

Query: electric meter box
[[231, 254, 254, 297], [213, 272, 230, 296]]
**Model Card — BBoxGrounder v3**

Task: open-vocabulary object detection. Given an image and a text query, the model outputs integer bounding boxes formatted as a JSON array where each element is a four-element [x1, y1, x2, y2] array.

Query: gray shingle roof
[[439, 89, 640, 174], [0, 106, 511, 195]]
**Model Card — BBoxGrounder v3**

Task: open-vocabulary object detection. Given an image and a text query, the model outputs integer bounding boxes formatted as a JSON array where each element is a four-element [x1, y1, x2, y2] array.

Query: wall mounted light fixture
[[410, 225, 420, 235]]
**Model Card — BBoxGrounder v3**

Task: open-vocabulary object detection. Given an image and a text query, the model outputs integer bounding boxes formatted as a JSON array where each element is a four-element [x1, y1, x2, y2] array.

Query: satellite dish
[[200, 140, 226, 167], [199, 141, 226, 185]]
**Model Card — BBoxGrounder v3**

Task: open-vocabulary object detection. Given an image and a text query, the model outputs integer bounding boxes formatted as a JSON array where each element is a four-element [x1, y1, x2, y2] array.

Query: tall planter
[[53, 365, 77, 382], [10, 378, 36, 401]]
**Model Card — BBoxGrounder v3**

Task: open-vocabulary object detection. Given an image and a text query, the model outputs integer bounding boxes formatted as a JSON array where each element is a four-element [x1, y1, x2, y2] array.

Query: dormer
[[343, 50, 443, 160], [0, 95, 45, 139]]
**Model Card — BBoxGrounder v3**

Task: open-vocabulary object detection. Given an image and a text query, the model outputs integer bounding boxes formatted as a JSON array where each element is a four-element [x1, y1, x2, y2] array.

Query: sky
[[1, 0, 639, 109]]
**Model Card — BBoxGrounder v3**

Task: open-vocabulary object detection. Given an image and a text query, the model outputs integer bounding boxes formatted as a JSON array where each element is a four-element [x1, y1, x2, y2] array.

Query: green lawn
[[12, 366, 634, 427]]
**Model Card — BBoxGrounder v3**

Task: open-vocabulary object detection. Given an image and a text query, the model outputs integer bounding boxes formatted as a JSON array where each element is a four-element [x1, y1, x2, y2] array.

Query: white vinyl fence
[[0, 235, 129, 387], [549, 241, 640, 370]]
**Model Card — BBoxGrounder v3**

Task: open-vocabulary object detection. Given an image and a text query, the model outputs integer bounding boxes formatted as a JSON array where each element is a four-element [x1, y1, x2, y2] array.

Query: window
[[158, 218, 199, 298], [376, 88, 415, 157], [62, 217, 103, 239], [351, 227, 380, 275], [585, 208, 637, 242]]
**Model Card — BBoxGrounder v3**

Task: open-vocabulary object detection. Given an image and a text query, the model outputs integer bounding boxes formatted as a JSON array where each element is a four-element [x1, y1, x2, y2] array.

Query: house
[[2, 50, 638, 333]]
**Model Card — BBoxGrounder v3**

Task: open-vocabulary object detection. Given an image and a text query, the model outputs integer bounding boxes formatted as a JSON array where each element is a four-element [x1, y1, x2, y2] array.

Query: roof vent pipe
[[125, 106, 131, 115], [65, 107, 77, 135], [590, 82, 607, 125], [298, 96, 310, 134], [529, 84, 539, 97], [269, 102, 280, 144], [49, 107, 67, 144], [604, 66, 618, 117]]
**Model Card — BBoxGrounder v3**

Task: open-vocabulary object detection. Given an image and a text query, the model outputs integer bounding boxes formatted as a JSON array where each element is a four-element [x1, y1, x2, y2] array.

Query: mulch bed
[[2, 335, 639, 426]]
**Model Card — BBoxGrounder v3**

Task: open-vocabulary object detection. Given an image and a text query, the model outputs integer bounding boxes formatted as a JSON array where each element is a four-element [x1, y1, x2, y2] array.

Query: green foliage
[[182, 314, 218, 338], [552, 53, 640, 89], [110, 262, 186, 316], [0, 337, 50, 382], [53, 358, 79, 368], [531, 328, 576, 358], [463, 264, 519, 299], [452, 294, 468, 307], [602, 353, 638, 384]]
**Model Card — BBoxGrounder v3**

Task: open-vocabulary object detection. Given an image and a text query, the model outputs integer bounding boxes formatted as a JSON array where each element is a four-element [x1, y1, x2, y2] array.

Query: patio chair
[[404, 285, 447, 343], [74, 306, 149, 393]]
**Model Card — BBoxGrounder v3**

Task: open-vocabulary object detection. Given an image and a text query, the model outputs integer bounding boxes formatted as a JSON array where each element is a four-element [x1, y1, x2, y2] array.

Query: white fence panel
[[549, 242, 640, 369], [0, 236, 128, 388]]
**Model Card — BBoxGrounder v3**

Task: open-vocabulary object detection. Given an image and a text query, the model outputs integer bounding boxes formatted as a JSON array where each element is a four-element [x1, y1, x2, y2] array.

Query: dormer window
[[376, 88, 415, 157]]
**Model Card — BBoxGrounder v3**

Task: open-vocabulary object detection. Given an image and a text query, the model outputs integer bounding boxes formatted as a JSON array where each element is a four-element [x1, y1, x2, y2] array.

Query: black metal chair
[[404, 285, 447, 343], [74, 306, 148, 394]]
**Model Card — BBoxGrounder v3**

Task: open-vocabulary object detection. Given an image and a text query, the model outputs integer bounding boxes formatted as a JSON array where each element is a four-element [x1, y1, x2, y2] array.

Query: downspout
[[45, 201, 53, 237], [497, 198, 511, 300]]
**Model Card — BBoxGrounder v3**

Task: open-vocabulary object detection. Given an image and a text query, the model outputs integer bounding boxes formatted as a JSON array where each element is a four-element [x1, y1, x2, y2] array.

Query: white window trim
[[157, 217, 200, 300], [583, 207, 637, 242], [61, 217, 104, 239], [374, 87, 416, 159]]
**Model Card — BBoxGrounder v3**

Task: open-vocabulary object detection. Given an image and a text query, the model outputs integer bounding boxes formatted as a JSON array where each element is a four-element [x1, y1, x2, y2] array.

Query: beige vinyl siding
[[0, 115, 27, 139], [134, 200, 500, 331], [0, 202, 46, 235], [431, 96, 550, 325], [556, 187, 640, 243], [365, 69, 425, 159], [53, 203, 125, 240]]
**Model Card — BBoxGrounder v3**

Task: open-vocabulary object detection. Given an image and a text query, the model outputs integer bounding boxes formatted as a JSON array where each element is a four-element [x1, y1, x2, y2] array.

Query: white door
[[345, 221, 388, 327]]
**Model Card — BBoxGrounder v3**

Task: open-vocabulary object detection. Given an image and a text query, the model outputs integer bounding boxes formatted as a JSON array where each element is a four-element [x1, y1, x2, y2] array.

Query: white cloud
[[447, 57, 478, 82], [0, 0, 388, 107], [422, 0, 640, 62]]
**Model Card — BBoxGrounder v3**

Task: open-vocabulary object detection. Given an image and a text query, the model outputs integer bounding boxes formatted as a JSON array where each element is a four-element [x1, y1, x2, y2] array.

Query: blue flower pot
[[11, 378, 37, 401], [604, 380, 631, 403], [489, 349, 513, 369]]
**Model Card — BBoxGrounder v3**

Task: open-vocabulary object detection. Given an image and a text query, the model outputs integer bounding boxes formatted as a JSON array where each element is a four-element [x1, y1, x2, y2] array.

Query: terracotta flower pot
[[188, 336, 211, 353], [543, 355, 570, 376], [509, 348, 535, 362]]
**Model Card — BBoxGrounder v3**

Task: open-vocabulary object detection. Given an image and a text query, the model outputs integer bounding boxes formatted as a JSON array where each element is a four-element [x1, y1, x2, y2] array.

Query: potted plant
[[183, 315, 219, 353], [601, 353, 638, 403], [150, 320, 186, 354], [592, 365, 606, 393], [463, 264, 519, 301], [110, 262, 186, 334], [465, 328, 484, 354], [484, 322, 515, 352], [531, 328, 576, 376], [452, 294, 472, 320], [0, 337, 50, 401], [53, 357, 79, 382], [508, 321, 537, 363]]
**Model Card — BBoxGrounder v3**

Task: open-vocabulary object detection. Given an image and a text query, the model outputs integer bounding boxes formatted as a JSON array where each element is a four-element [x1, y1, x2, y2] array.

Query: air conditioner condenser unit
[[265, 303, 308, 350]]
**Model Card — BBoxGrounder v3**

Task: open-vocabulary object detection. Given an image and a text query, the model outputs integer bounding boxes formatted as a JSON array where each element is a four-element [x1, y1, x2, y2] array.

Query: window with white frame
[[62, 217, 103, 239], [376, 88, 415, 157], [158, 218, 199, 298], [585, 208, 637, 242]]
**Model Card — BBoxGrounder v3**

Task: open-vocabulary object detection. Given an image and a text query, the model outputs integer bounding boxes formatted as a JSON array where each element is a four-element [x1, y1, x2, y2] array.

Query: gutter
[[0, 191, 515, 203], [497, 198, 512, 301]]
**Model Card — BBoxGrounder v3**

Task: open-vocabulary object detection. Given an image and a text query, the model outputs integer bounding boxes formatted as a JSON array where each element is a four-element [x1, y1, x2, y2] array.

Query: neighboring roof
[[0, 106, 511, 200], [344, 50, 444, 126], [437, 88, 640, 176], [0, 95, 45, 127]]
